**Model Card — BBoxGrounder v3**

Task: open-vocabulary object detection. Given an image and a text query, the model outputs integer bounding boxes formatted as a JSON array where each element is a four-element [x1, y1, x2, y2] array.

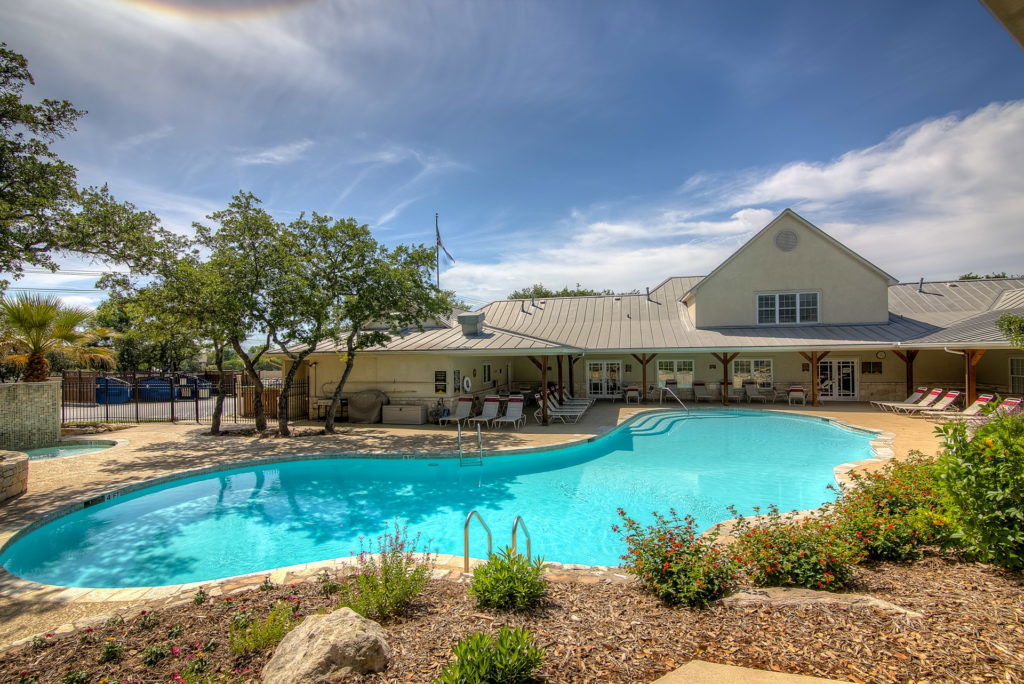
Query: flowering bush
[[937, 413, 1024, 570], [730, 506, 860, 591], [830, 453, 954, 561], [613, 508, 737, 608], [340, 521, 435, 620], [228, 601, 298, 654]]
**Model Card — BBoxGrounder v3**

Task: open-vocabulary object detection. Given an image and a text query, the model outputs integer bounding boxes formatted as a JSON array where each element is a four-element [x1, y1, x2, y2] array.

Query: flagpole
[[435, 212, 440, 288]]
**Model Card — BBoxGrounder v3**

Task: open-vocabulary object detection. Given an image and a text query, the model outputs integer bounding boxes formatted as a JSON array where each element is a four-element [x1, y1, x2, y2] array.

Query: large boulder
[[262, 608, 390, 683]]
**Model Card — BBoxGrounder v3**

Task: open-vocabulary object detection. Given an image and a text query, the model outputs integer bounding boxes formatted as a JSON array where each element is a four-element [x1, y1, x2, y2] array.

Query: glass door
[[586, 361, 622, 398], [818, 359, 858, 400]]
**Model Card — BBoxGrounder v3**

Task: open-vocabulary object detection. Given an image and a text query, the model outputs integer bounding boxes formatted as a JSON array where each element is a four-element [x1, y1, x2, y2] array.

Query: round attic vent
[[774, 229, 798, 252]]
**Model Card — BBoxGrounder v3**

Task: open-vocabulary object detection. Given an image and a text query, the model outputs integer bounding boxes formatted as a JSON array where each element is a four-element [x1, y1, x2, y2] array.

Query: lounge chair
[[787, 386, 806, 406], [872, 386, 927, 413], [624, 387, 640, 404], [991, 396, 1022, 416], [883, 388, 943, 414], [534, 394, 586, 424], [561, 393, 594, 407], [726, 385, 745, 402], [493, 396, 526, 430], [439, 396, 474, 426], [923, 394, 993, 420], [693, 382, 712, 402], [468, 396, 501, 427], [744, 382, 770, 403], [894, 390, 959, 415]]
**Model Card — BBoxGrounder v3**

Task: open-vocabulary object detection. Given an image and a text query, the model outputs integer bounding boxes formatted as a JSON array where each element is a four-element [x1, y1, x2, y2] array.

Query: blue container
[[95, 377, 131, 405], [175, 377, 213, 400], [139, 377, 174, 402]]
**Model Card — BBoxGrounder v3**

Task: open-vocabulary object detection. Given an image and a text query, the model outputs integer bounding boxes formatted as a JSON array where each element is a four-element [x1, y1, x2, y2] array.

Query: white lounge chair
[[534, 394, 585, 424], [727, 385, 745, 402], [991, 396, 1022, 416], [744, 382, 770, 403], [624, 387, 640, 404], [895, 390, 958, 415], [923, 393, 993, 420], [439, 396, 474, 426], [872, 386, 927, 412], [493, 396, 526, 430], [787, 386, 806, 406], [693, 382, 713, 402], [884, 388, 943, 414], [468, 396, 501, 427]]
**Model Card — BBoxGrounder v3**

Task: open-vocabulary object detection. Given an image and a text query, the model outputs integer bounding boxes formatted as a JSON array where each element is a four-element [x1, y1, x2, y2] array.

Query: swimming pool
[[0, 410, 876, 588], [24, 441, 115, 461]]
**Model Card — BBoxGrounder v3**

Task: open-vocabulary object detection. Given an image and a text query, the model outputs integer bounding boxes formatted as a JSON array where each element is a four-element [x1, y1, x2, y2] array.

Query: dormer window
[[757, 292, 819, 324]]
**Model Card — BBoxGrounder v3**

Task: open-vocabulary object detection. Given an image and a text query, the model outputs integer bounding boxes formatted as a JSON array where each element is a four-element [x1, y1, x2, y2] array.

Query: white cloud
[[115, 124, 175, 150], [445, 101, 1024, 302], [377, 197, 422, 226], [235, 139, 314, 165]]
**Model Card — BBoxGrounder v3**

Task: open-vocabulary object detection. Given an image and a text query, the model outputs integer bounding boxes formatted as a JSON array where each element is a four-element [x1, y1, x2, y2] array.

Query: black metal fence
[[60, 371, 310, 425]]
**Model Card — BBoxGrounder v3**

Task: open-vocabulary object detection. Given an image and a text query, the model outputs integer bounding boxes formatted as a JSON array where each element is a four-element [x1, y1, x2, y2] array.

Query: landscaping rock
[[722, 587, 924, 619], [262, 608, 390, 683]]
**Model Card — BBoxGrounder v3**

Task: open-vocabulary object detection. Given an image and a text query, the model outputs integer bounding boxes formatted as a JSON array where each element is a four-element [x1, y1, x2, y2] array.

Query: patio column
[[540, 355, 549, 425], [892, 350, 919, 398], [632, 353, 657, 402], [567, 355, 576, 398], [711, 352, 739, 405], [799, 351, 830, 407], [961, 349, 985, 405], [556, 355, 564, 401]]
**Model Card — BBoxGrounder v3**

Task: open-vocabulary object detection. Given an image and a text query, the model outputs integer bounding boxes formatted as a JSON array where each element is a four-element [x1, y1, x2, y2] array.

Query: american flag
[[435, 215, 455, 264]]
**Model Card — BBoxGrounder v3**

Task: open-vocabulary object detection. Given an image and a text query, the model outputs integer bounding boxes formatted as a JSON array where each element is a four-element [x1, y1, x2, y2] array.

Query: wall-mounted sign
[[453, 369, 461, 393], [434, 370, 447, 395]]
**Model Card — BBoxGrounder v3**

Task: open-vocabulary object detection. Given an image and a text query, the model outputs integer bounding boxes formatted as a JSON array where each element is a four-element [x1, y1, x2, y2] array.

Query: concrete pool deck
[[0, 402, 943, 647]]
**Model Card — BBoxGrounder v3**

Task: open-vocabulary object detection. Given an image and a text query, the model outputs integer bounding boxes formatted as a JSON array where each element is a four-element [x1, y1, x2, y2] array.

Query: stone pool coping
[[0, 407, 892, 607]]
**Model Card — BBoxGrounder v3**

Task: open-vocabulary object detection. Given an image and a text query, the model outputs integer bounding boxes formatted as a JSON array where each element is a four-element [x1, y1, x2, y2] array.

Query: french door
[[587, 361, 622, 399], [817, 359, 858, 400]]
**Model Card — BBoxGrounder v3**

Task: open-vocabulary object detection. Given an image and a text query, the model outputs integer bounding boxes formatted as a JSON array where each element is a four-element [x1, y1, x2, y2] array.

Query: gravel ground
[[2, 555, 1021, 684]]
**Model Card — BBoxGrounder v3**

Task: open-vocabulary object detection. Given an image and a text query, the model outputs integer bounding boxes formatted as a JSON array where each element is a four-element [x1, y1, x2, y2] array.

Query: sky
[[4, 0, 1024, 310]]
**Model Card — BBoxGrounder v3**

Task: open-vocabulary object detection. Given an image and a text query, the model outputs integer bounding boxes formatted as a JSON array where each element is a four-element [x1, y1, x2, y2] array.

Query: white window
[[732, 359, 773, 388], [483, 363, 492, 383], [1011, 358, 1024, 395], [755, 292, 819, 324], [656, 359, 694, 388]]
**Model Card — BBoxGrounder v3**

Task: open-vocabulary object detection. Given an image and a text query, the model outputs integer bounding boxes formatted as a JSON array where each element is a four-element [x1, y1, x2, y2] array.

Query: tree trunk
[[22, 353, 50, 382], [276, 348, 312, 437], [210, 345, 226, 435], [325, 333, 358, 434], [231, 338, 267, 432]]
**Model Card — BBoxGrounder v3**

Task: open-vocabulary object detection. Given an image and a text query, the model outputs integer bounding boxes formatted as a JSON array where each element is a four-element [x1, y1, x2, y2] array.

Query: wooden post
[[963, 349, 985, 405], [631, 353, 657, 402], [567, 355, 576, 399], [711, 352, 739, 405], [556, 355, 564, 402], [892, 350, 919, 398], [799, 351, 830, 407], [540, 355, 549, 426]]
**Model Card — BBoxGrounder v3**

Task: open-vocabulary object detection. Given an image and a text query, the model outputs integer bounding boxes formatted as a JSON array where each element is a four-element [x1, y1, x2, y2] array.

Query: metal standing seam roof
[[286, 279, 1024, 356]]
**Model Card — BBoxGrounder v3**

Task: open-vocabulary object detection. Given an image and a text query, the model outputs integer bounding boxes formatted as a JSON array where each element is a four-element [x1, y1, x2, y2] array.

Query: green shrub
[[99, 638, 124, 663], [192, 587, 209, 605], [830, 454, 955, 561], [339, 521, 434, 620], [614, 508, 737, 608], [228, 602, 299, 655], [135, 609, 159, 631], [469, 547, 546, 611], [141, 642, 169, 666], [937, 413, 1024, 570], [61, 672, 88, 684], [435, 627, 543, 684], [315, 568, 342, 596], [731, 505, 860, 591]]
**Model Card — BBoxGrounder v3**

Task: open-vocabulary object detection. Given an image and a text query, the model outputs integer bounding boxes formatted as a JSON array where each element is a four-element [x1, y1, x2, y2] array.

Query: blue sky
[[4, 0, 1024, 308]]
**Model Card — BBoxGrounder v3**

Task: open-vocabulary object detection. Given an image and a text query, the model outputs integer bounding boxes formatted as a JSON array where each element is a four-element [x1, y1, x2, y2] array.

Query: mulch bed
[[2, 555, 1022, 683]]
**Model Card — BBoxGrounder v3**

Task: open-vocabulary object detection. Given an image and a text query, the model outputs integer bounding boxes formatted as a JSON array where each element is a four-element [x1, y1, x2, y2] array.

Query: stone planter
[[0, 451, 29, 504]]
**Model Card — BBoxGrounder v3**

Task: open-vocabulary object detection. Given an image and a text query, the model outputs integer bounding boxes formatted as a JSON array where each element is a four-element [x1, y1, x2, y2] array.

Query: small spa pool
[[0, 410, 876, 587], [24, 440, 115, 461]]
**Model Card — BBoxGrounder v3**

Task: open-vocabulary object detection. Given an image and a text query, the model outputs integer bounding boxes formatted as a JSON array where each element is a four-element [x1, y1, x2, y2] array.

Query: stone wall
[[0, 381, 60, 451], [0, 452, 28, 504]]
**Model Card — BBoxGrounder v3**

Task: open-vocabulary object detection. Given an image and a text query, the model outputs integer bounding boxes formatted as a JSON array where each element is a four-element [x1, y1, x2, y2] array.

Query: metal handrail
[[476, 424, 483, 462], [662, 386, 690, 413], [456, 423, 463, 460], [463, 510, 493, 572], [511, 515, 531, 559]]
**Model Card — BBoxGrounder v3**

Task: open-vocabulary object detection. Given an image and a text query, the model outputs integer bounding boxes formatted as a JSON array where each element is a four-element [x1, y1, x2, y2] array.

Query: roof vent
[[774, 230, 798, 252], [457, 311, 485, 336]]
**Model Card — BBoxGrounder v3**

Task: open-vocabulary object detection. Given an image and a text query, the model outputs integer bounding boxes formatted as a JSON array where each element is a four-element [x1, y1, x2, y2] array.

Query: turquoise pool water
[[0, 410, 874, 587], [24, 442, 113, 461]]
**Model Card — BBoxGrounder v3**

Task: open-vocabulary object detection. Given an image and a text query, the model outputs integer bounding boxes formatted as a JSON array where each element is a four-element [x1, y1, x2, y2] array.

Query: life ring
[[462, 376, 473, 393]]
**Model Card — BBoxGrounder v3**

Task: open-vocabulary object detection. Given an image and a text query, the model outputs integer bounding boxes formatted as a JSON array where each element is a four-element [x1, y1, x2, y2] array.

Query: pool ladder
[[661, 386, 690, 413], [456, 423, 484, 466], [463, 510, 532, 572]]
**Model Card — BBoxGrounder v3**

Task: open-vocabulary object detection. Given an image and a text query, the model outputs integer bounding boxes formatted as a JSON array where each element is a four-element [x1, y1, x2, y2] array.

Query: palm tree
[[0, 294, 117, 382]]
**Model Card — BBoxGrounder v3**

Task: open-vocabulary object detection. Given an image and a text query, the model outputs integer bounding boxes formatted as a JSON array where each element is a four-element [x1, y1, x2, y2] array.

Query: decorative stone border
[[0, 451, 28, 505], [0, 407, 890, 607]]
